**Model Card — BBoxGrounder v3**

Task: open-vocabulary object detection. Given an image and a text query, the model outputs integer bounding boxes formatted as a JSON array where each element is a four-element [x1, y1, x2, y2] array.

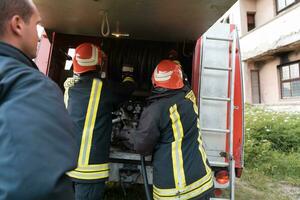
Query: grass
[[235, 105, 300, 200], [235, 169, 296, 200], [244, 105, 300, 184]]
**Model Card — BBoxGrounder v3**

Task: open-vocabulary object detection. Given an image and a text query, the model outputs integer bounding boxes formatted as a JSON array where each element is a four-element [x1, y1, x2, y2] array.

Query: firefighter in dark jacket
[[64, 43, 136, 200], [124, 60, 214, 200], [0, 0, 78, 199]]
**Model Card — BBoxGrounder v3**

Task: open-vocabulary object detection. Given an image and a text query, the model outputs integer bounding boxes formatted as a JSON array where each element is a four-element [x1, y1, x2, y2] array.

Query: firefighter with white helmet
[[123, 59, 214, 199], [64, 43, 136, 200]]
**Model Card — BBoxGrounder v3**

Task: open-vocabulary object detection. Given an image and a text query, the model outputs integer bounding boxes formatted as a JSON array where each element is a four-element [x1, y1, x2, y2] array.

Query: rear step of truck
[[198, 23, 238, 200]]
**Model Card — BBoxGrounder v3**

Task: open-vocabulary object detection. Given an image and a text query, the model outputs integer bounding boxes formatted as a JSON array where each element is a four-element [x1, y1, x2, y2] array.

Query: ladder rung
[[201, 128, 230, 133], [204, 66, 232, 71], [209, 161, 229, 167], [201, 96, 231, 102], [206, 36, 233, 42]]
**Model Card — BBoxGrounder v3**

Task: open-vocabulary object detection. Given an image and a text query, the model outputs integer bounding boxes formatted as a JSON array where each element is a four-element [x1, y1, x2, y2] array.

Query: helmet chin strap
[[152, 87, 169, 94]]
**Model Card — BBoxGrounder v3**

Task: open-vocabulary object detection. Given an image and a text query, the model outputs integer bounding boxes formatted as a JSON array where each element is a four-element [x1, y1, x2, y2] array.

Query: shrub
[[245, 105, 300, 153], [244, 105, 300, 183]]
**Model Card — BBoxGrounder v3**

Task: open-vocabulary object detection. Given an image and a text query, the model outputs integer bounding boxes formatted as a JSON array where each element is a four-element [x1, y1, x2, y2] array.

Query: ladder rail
[[229, 29, 237, 200], [198, 26, 238, 200]]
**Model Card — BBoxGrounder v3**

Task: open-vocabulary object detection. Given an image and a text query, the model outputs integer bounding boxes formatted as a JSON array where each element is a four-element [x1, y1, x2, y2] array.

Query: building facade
[[219, 0, 300, 111]]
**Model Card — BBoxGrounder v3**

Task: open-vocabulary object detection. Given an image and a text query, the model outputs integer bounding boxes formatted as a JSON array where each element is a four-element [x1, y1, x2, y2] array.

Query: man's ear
[[9, 15, 24, 36]]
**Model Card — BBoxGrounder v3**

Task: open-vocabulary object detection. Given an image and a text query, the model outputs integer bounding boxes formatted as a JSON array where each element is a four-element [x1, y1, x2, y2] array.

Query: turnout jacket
[[64, 73, 135, 183], [0, 42, 78, 200], [132, 86, 214, 200]]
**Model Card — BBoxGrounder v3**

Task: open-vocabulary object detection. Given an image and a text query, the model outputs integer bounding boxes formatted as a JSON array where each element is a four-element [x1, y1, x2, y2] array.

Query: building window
[[225, 17, 230, 24], [221, 16, 230, 24], [279, 61, 300, 98], [276, 0, 299, 13], [247, 12, 255, 32]]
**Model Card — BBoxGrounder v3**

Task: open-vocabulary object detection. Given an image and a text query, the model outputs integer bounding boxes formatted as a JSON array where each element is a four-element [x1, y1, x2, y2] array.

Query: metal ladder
[[199, 28, 238, 200]]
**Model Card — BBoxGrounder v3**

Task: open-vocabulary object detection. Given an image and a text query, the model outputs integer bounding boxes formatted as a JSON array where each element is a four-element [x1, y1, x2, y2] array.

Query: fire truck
[[34, 0, 244, 199]]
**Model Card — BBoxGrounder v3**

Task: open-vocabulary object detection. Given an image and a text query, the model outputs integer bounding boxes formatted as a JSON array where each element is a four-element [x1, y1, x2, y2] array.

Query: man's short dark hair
[[0, 0, 34, 36]]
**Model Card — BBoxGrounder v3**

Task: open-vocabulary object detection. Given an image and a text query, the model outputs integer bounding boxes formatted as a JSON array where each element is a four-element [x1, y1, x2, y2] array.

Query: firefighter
[[123, 60, 214, 200], [64, 43, 136, 200]]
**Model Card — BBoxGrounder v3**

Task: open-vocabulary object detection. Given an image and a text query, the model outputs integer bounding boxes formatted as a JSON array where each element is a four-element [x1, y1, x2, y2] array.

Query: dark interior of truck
[[47, 33, 195, 93]]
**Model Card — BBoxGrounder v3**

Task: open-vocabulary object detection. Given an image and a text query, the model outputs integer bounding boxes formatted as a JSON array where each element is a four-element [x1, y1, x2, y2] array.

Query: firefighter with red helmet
[[124, 60, 214, 199], [64, 43, 136, 200]]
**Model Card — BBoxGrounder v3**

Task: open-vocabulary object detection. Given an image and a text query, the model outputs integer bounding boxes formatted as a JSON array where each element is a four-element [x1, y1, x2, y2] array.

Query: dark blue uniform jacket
[[0, 42, 78, 200], [131, 86, 214, 200]]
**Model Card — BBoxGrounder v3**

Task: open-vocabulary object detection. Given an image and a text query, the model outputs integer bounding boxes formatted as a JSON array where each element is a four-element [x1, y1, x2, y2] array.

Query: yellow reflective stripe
[[185, 90, 198, 114], [197, 118, 200, 129], [153, 177, 213, 200], [198, 129, 211, 173], [85, 80, 102, 164], [185, 90, 210, 173], [169, 104, 186, 190], [75, 163, 109, 172], [78, 79, 103, 166], [122, 76, 134, 82], [67, 169, 109, 180], [179, 179, 213, 200], [153, 170, 212, 196]]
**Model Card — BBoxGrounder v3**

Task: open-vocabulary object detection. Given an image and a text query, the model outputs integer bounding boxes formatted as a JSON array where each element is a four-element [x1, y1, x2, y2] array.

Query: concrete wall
[[239, 0, 256, 36], [260, 49, 300, 105], [255, 0, 276, 27], [239, 0, 276, 36], [244, 58, 280, 104], [258, 58, 280, 104], [244, 50, 300, 105], [289, 49, 300, 61], [218, 0, 300, 108], [243, 62, 255, 103], [240, 4, 300, 61]]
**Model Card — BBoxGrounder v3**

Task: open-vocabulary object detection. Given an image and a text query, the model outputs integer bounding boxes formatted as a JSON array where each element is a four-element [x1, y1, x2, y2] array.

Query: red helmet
[[73, 43, 103, 74], [152, 60, 184, 89]]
